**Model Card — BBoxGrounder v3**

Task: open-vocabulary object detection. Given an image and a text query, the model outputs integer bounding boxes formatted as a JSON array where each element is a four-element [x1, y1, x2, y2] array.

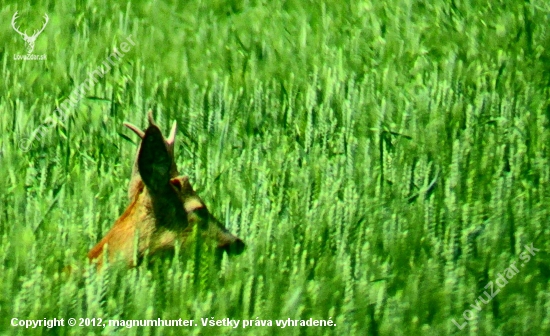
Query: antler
[[166, 120, 177, 147], [11, 12, 27, 37], [148, 110, 177, 147], [147, 110, 158, 127], [123, 122, 145, 138], [31, 14, 49, 39], [124, 110, 177, 150]]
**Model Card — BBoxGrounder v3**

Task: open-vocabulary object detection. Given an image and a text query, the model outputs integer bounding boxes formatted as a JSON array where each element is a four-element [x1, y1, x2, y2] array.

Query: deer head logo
[[11, 11, 49, 54], [88, 111, 245, 269]]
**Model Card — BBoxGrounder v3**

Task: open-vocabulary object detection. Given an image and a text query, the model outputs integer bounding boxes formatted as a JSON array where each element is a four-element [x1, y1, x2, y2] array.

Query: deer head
[[11, 12, 49, 54], [88, 111, 245, 269]]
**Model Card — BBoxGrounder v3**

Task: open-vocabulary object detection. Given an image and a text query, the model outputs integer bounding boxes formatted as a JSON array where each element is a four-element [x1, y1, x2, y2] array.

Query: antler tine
[[123, 122, 145, 138], [32, 13, 49, 37], [166, 120, 177, 146], [147, 110, 158, 127], [11, 12, 26, 37]]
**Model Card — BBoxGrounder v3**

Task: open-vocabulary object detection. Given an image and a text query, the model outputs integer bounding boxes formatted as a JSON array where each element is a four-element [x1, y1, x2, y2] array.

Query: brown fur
[[88, 111, 244, 269]]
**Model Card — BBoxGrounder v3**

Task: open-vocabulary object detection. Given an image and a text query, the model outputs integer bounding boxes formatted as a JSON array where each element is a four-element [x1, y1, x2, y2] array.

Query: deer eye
[[187, 206, 209, 229]]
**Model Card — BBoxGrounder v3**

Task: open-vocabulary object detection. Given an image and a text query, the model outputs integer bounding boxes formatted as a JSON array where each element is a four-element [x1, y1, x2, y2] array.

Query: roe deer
[[88, 111, 245, 269]]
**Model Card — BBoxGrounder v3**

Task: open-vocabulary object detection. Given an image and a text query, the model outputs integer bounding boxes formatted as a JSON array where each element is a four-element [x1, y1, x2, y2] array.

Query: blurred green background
[[1, 0, 550, 335]]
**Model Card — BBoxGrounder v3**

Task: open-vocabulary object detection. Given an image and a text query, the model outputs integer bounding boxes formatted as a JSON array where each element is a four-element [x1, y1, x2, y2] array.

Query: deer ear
[[138, 125, 172, 191]]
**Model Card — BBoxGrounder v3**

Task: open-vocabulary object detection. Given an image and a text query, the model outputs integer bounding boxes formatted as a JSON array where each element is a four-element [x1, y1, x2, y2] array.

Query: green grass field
[[1, 0, 550, 335]]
